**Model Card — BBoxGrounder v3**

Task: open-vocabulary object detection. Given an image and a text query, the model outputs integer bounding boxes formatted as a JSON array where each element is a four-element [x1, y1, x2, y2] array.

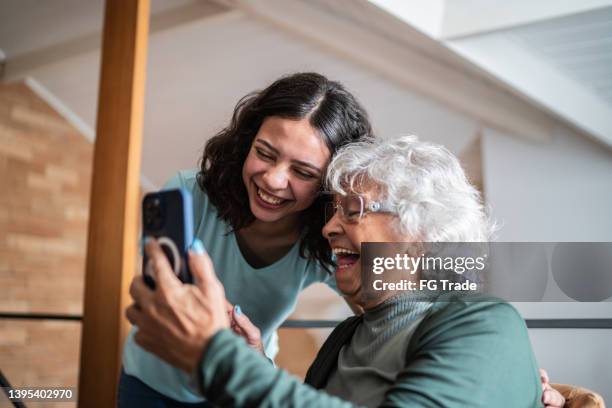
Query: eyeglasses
[[323, 193, 393, 224]]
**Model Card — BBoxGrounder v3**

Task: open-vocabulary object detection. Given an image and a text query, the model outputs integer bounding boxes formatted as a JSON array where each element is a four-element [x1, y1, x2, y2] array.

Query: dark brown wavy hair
[[198, 72, 372, 271]]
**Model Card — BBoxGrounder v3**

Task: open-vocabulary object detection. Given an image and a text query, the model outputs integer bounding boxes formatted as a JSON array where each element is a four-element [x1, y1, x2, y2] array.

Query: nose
[[322, 211, 343, 240], [262, 164, 289, 190]]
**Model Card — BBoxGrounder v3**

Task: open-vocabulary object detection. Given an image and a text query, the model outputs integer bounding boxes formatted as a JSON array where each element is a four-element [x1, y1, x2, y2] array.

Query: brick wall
[[0, 82, 91, 407]]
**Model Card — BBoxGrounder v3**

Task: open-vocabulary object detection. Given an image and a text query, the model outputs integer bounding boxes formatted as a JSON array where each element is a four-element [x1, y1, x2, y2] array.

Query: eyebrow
[[255, 139, 323, 174]]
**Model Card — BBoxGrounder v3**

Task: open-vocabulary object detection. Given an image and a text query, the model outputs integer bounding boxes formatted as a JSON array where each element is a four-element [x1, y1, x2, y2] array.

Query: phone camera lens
[[144, 197, 164, 230]]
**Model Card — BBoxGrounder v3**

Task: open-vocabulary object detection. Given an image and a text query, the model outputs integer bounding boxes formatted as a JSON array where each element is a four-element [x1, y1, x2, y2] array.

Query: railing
[[2, 312, 611, 328], [1, 312, 611, 407], [0, 313, 81, 407], [281, 318, 612, 329]]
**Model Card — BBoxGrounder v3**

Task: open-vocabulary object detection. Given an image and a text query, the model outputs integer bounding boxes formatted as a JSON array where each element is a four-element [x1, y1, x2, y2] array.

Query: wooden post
[[78, 0, 149, 406]]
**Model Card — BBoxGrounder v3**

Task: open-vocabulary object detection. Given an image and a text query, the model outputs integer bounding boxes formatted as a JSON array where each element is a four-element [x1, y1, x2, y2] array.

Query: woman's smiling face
[[322, 186, 410, 308], [242, 116, 331, 225]]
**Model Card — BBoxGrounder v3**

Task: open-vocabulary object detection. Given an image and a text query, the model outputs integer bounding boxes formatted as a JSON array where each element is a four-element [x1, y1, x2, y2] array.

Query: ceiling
[[0, 0, 199, 58], [507, 6, 612, 105], [369, 0, 612, 147]]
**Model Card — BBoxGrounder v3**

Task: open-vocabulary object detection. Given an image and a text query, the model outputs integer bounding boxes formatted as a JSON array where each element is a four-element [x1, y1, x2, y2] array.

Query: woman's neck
[[360, 291, 397, 311], [235, 215, 302, 268], [360, 272, 423, 311], [242, 214, 301, 239]]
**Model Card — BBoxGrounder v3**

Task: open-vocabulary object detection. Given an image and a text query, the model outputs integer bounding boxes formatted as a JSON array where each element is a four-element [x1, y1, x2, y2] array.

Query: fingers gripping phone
[[142, 189, 194, 289]]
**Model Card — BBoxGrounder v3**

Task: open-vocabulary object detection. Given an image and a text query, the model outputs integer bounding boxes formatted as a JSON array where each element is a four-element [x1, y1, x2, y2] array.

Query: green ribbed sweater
[[199, 295, 543, 407]]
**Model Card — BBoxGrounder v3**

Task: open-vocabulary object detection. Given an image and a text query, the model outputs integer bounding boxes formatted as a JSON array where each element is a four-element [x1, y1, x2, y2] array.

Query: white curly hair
[[326, 135, 493, 242]]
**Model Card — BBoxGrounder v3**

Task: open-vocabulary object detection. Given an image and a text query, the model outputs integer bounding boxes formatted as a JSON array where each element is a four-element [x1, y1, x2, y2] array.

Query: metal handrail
[[281, 318, 612, 329], [0, 312, 82, 321], [1, 312, 611, 328]]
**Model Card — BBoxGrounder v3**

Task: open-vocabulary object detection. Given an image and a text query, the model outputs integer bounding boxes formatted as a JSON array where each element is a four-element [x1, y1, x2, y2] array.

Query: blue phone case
[[142, 188, 194, 289]]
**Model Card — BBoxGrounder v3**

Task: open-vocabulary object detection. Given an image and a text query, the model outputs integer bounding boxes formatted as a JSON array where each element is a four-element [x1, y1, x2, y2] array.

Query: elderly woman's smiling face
[[322, 184, 412, 308]]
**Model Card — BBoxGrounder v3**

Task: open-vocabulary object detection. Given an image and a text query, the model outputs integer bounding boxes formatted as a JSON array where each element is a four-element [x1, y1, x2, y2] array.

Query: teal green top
[[199, 296, 543, 407], [122, 170, 336, 402]]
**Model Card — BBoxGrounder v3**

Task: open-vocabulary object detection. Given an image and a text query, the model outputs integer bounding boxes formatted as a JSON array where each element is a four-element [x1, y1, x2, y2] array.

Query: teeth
[[337, 263, 355, 269], [332, 247, 359, 256], [257, 188, 283, 205]]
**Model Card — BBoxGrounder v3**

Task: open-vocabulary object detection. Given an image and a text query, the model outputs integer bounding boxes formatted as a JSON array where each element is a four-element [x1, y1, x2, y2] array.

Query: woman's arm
[[200, 329, 357, 408]]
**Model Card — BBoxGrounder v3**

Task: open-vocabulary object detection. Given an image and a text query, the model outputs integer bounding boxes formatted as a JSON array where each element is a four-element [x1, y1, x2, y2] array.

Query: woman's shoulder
[[300, 258, 337, 289], [165, 170, 214, 202], [163, 169, 218, 226], [163, 169, 199, 190], [419, 294, 527, 339], [436, 293, 524, 319]]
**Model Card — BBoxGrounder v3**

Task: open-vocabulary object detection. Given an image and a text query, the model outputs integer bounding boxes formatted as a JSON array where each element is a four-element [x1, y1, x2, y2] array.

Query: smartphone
[[142, 188, 194, 289]]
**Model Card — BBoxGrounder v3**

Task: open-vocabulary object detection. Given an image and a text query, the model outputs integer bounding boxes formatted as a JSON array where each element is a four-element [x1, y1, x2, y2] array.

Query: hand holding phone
[[142, 189, 194, 288]]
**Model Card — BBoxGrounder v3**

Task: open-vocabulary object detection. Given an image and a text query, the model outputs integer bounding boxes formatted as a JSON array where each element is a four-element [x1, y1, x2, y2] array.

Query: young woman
[[118, 72, 372, 406]]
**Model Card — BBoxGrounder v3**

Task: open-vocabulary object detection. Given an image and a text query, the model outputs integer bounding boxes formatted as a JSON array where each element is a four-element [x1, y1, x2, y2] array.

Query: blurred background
[[1, 0, 611, 406]]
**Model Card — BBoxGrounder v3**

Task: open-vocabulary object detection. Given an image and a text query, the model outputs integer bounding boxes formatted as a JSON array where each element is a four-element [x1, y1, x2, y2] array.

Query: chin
[[249, 199, 287, 223], [337, 279, 360, 297]]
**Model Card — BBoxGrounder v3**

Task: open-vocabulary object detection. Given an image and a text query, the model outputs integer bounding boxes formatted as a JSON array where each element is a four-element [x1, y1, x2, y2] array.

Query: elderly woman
[[128, 135, 564, 407]]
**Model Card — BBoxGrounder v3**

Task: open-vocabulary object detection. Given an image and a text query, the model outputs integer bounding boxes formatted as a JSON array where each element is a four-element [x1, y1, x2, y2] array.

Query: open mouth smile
[[332, 247, 360, 270], [255, 186, 290, 208]]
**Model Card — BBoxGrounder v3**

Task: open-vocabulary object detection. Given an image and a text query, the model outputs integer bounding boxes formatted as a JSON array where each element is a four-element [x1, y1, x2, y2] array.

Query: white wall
[[482, 127, 612, 401], [483, 127, 612, 242]]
